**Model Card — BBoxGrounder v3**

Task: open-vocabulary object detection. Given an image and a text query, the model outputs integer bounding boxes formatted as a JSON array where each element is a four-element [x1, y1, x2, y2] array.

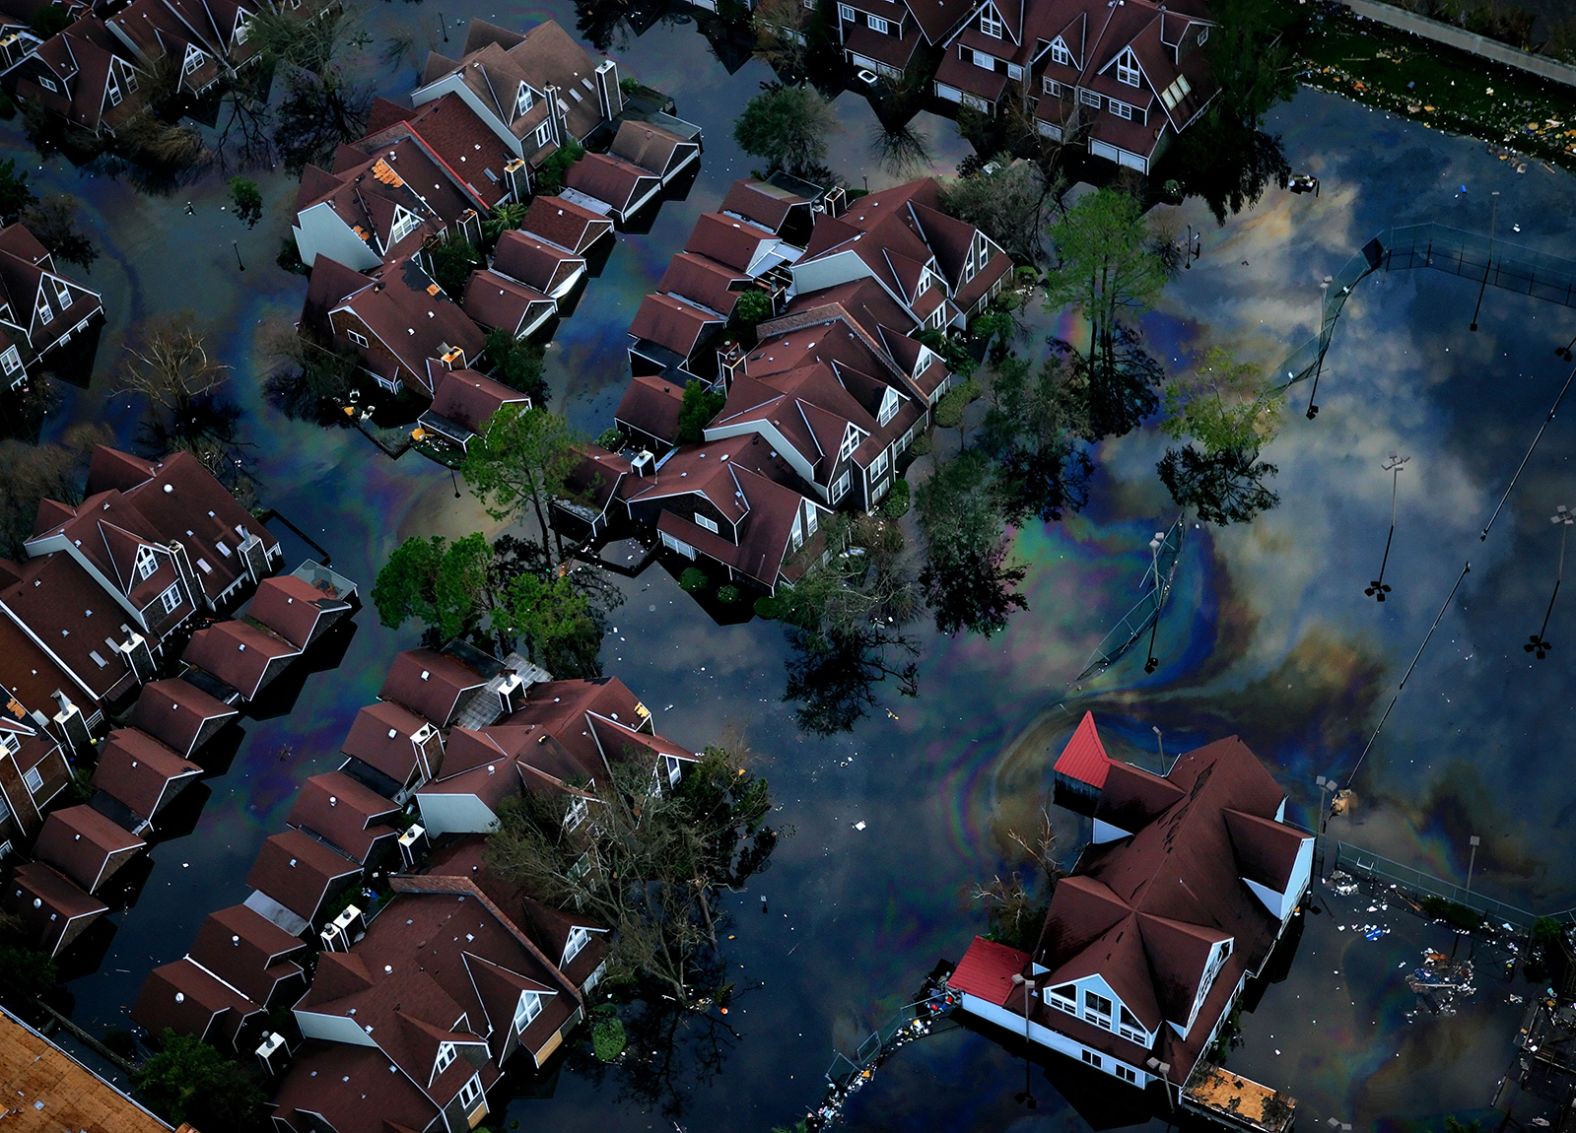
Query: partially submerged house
[[0, 221, 105, 388], [33, 803, 146, 894], [417, 367, 530, 452], [127, 677, 238, 759], [244, 828, 364, 932], [10, 13, 147, 138], [0, 716, 72, 850], [284, 770, 401, 866], [246, 573, 356, 652], [338, 699, 446, 804], [949, 722, 1313, 1101], [181, 619, 303, 703], [8, 861, 108, 957], [90, 726, 203, 833]]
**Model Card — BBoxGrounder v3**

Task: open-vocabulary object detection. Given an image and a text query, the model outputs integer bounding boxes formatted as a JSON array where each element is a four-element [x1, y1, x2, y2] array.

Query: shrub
[[677, 380, 726, 444], [679, 567, 709, 593], [880, 479, 910, 519], [620, 76, 641, 96], [932, 378, 979, 429], [533, 139, 585, 196], [717, 584, 742, 604], [754, 594, 785, 619], [908, 432, 933, 457], [592, 1015, 627, 1062], [596, 427, 624, 451]]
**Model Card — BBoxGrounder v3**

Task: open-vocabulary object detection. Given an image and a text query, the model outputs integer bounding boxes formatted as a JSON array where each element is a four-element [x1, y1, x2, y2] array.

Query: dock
[[1183, 1065, 1297, 1132]]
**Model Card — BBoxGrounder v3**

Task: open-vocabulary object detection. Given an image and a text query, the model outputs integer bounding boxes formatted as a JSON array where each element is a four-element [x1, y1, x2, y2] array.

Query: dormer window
[[1117, 1005, 1147, 1043], [563, 793, 588, 831], [515, 84, 533, 117], [389, 206, 420, 247], [838, 425, 860, 463], [182, 46, 203, 76], [877, 388, 899, 427], [457, 1073, 483, 1111], [435, 1042, 456, 1075], [135, 545, 158, 581], [1082, 990, 1114, 1026], [513, 991, 542, 1032], [1045, 982, 1077, 1014], [868, 15, 887, 33], [54, 280, 71, 308], [0, 733, 18, 757], [563, 925, 591, 967], [39, 76, 57, 93], [36, 295, 53, 325], [1050, 38, 1071, 67], [235, 13, 250, 44], [979, 7, 1002, 37], [1116, 48, 1140, 87]]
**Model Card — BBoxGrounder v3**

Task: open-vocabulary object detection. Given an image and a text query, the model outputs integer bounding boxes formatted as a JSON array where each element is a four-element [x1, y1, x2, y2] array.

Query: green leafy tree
[[0, 157, 37, 222], [29, 4, 71, 36], [941, 156, 1054, 264], [482, 200, 528, 244], [533, 139, 585, 196], [19, 195, 95, 269], [484, 743, 775, 1004], [729, 289, 773, 336], [914, 450, 1027, 637], [732, 84, 839, 176], [676, 381, 726, 445], [483, 329, 548, 404], [427, 236, 481, 297], [980, 350, 1091, 525], [461, 404, 578, 567], [229, 177, 263, 227], [371, 533, 495, 641], [496, 568, 600, 677], [0, 943, 58, 998], [134, 1031, 268, 1133], [1044, 188, 1167, 389], [1203, 0, 1300, 130], [1158, 346, 1283, 524]]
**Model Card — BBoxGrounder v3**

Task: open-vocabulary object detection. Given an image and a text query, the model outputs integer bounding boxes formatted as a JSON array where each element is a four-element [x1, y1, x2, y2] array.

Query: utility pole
[[1010, 974, 1037, 1110]]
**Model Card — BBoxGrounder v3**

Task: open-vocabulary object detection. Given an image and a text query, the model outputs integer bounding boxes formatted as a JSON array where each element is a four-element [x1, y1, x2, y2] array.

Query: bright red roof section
[[1054, 710, 1112, 789], [949, 936, 1029, 1008]]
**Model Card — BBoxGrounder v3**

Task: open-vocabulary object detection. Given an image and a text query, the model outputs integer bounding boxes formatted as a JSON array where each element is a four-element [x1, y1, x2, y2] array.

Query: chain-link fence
[[1333, 840, 1576, 932]]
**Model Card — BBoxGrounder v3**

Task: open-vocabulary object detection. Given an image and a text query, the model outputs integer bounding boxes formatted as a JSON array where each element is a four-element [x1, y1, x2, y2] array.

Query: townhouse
[[935, 0, 1217, 173], [0, 716, 72, 852], [949, 718, 1312, 1101], [10, 13, 147, 138], [0, 221, 105, 389], [834, 0, 979, 83], [89, 726, 203, 834]]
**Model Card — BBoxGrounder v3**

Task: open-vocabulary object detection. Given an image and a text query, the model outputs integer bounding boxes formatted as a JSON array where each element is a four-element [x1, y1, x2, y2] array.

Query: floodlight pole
[[1469, 192, 1499, 332], [1366, 455, 1408, 602], [1010, 974, 1037, 1109], [1526, 505, 1573, 659]]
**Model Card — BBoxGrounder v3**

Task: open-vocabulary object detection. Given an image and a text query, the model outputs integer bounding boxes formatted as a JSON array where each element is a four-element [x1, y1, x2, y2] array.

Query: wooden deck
[[1184, 1064, 1296, 1132]]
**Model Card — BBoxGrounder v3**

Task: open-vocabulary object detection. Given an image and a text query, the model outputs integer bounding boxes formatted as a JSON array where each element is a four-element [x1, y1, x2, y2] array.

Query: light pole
[[1365, 454, 1409, 602], [1314, 774, 1334, 879], [1465, 834, 1481, 897], [1010, 973, 1037, 1109], [1145, 531, 1165, 673], [1153, 725, 1166, 775], [232, 239, 245, 272], [1526, 504, 1573, 659], [1556, 333, 1576, 362], [1469, 191, 1500, 332]]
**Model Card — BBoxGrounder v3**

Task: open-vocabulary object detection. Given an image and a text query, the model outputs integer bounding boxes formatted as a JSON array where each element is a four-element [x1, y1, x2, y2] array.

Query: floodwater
[[5, 2, 1576, 1127]]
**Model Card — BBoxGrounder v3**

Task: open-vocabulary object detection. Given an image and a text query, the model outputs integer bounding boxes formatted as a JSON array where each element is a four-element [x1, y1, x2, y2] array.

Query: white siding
[[1091, 817, 1130, 844], [292, 203, 381, 271], [957, 992, 1153, 1089], [1243, 836, 1314, 922]]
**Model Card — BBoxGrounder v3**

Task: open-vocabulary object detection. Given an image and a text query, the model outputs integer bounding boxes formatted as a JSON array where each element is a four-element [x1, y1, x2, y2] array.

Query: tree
[[868, 118, 933, 179], [229, 177, 263, 227], [496, 568, 601, 678], [1164, 115, 1289, 227], [732, 84, 838, 177], [915, 450, 1027, 637], [29, 4, 71, 36], [972, 808, 1062, 951], [482, 200, 528, 244], [483, 329, 548, 404], [1158, 444, 1279, 526], [980, 351, 1091, 525], [134, 1031, 268, 1133], [0, 424, 111, 559], [462, 404, 579, 567], [19, 196, 94, 269], [371, 534, 494, 642], [1157, 345, 1283, 525], [0, 943, 58, 998], [0, 157, 36, 222], [941, 157, 1053, 264], [113, 314, 229, 419], [1044, 188, 1167, 390], [427, 236, 482, 297], [676, 380, 725, 445], [729, 289, 773, 337], [259, 320, 362, 420], [1203, 0, 1300, 131], [248, 2, 372, 173], [752, 0, 820, 78], [484, 743, 776, 1004], [533, 139, 584, 196]]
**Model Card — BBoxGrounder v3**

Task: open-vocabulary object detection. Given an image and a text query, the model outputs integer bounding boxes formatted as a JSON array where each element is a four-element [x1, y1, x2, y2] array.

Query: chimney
[[51, 693, 90, 750], [543, 85, 564, 148], [256, 1031, 291, 1076], [594, 59, 623, 123], [503, 157, 531, 202]]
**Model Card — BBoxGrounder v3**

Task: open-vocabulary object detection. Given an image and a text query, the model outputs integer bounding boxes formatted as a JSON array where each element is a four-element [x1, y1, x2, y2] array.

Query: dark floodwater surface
[[7, 5, 1576, 1129]]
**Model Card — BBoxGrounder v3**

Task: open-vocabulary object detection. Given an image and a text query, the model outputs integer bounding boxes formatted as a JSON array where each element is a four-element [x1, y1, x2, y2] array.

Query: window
[[971, 49, 995, 71], [513, 992, 542, 1031], [830, 470, 851, 503], [1109, 99, 1132, 120], [22, 767, 44, 795], [37, 297, 53, 325], [346, 329, 368, 348], [878, 390, 898, 426], [790, 515, 803, 551], [805, 505, 818, 535], [1007, 63, 1022, 81], [665, 754, 682, 786], [1044, 77, 1061, 96], [1081, 1049, 1101, 1068], [124, 69, 138, 92], [0, 797, 9, 824], [1114, 1064, 1138, 1084], [38, 76, 56, 93], [53, 281, 70, 308], [868, 14, 887, 33], [0, 734, 17, 757], [1083, 990, 1113, 1024], [1080, 89, 1101, 108], [838, 426, 860, 462], [1117, 1006, 1146, 1043], [1, 350, 18, 375], [1198, 26, 1208, 45], [694, 512, 719, 535], [563, 793, 588, 831], [515, 84, 533, 117], [1046, 983, 1077, 1014], [135, 545, 158, 581], [389, 208, 420, 246], [234, 15, 249, 43], [458, 1074, 484, 1110], [435, 1043, 456, 1075], [158, 584, 182, 614], [979, 7, 1001, 37], [183, 48, 202, 75], [563, 926, 591, 967], [869, 449, 888, 481], [1117, 49, 1140, 87], [108, 78, 122, 106], [535, 121, 552, 148], [838, 3, 853, 19], [1050, 39, 1071, 66]]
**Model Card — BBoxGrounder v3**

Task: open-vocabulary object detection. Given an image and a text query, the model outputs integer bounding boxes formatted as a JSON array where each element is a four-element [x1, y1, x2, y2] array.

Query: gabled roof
[[379, 649, 487, 728], [685, 212, 779, 275], [90, 727, 202, 821], [427, 367, 529, 437], [628, 292, 725, 359], [9, 862, 108, 956], [563, 151, 659, 215], [491, 229, 585, 295], [658, 252, 752, 318], [188, 903, 308, 1006], [272, 1043, 441, 1133], [607, 119, 690, 174], [247, 574, 351, 651], [341, 700, 436, 785], [521, 194, 612, 255], [719, 178, 811, 235], [132, 957, 260, 1048], [0, 553, 138, 702], [286, 771, 401, 864], [361, 92, 515, 209], [127, 678, 237, 758], [34, 804, 145, 893], [181, 619, 300, 701], [1054, 710, 1113, 789], [462, 269, 555, 335], [613, 374, 686, 445], [245, 829, 362, 923], [326, 257, 486, 394]]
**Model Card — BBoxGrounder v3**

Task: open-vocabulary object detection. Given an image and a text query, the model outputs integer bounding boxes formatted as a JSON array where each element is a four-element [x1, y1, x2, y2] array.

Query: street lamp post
[[1153, 726, 1166, 775], [1365, 454, 1409, 602], [232, 240, 245, 272], [1465, 834, 1481, 897], [1469, 191, 1500, 332], [1145, 531, 1165, 673], [1010, 974, 1037, 1109], [1314, 774, 1334, 880], [1556, 334, 1576, 362], [1526, 504, 1573, 659]]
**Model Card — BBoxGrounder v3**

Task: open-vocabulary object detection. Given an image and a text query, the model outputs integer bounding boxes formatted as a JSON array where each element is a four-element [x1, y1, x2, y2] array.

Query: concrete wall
[[1340, 0, 1576, 89]]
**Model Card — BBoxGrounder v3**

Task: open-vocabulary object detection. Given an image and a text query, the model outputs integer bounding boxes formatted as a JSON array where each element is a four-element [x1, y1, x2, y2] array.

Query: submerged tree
[[0, 157, 36, 222], [19, 195, 95, 269], [483, 329, 548, 404], [113, 314, 230, 418], [915, 450, 1028, 637], [941, 156, 1054, 265], [980, 350, 1092, 525], [461, 404, 579, 568], [1158, 344, 1284, 525], [971, 808, 1063, 951], [229, 177, 263, 227], [732, 83, 839, 177], [484, 743, 776, 1004], [134, 1031, 268, 1133], [0, 423, 110, 559]]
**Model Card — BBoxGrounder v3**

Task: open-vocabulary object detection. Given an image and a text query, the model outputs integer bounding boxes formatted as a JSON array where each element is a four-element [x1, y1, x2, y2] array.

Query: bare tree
[[114, 314, 229, 417]]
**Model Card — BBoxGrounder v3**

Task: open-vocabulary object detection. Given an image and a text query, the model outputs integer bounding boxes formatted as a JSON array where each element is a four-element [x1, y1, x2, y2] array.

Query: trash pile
[[806, 986, 959, 1129], [1405, 949, 1477, 1016]]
